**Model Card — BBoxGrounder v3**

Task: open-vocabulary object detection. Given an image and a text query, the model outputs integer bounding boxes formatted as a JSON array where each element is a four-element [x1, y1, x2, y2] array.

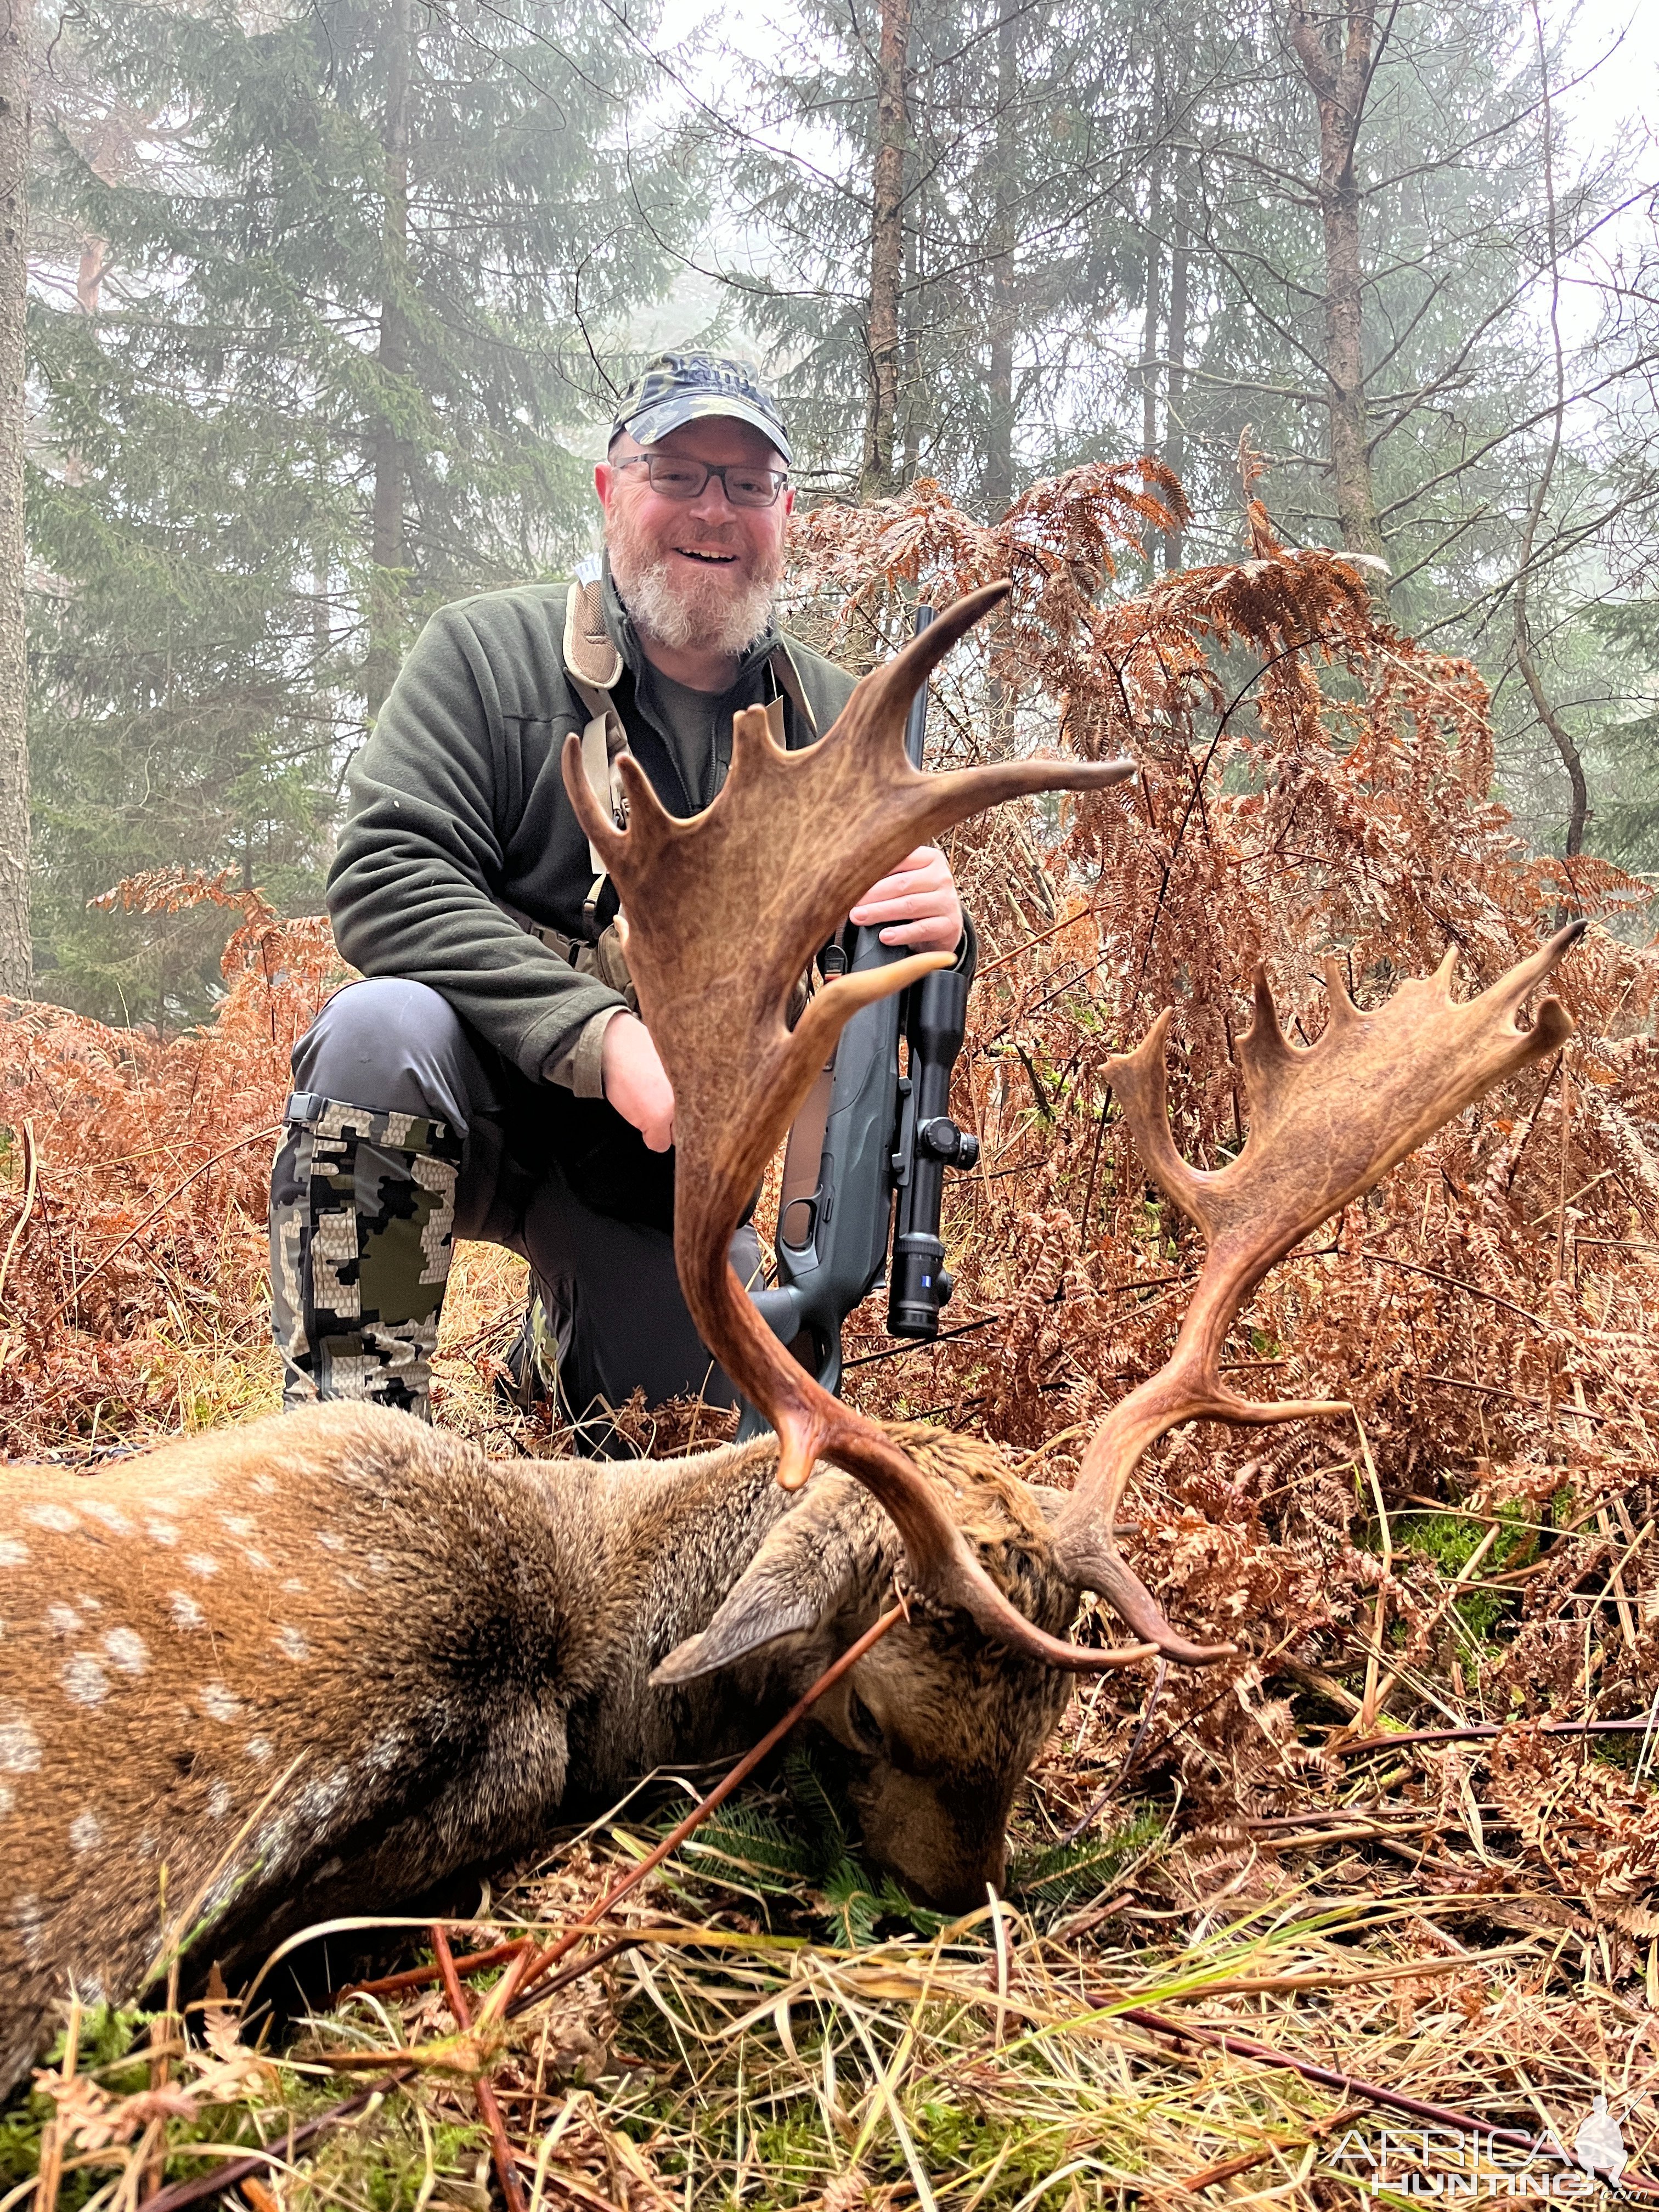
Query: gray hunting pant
[[269, 978, 759, 1444]]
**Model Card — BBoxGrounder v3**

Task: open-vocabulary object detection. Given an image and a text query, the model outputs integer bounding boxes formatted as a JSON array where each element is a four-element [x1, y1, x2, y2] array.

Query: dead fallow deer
[[0, 583, 1580, 2095]]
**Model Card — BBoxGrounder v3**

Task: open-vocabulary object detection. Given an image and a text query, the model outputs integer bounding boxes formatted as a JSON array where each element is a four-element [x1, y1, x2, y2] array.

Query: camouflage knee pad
[[269, 1093, 463, 1417]]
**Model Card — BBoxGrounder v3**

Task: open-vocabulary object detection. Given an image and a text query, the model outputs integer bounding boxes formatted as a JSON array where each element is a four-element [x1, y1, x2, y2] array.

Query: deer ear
[[651, 1474, 888, 1685]]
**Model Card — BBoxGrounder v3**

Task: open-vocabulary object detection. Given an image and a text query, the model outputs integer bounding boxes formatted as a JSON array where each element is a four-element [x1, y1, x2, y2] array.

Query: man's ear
[[652, 1474, 887, 1685]]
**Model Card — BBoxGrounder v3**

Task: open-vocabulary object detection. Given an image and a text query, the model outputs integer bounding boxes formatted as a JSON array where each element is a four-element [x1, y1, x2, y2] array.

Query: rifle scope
[[886, 606, 980, 1338]]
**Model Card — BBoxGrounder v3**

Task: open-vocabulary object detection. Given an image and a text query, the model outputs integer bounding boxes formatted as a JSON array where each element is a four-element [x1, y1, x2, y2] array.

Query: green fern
[[818, 1858, 946, 1948], [1009, 1805, 1165, 1910], [676, 1802, 821, 1895], [781, 1744, 851, 1881]]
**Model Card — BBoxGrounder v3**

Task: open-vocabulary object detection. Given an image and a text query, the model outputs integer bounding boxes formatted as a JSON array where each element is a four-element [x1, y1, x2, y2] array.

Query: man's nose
[[685, 472, 738, 523]]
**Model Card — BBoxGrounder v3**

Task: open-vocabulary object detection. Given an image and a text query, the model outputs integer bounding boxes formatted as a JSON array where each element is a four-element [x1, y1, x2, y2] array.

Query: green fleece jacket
[[328, 572, 858, 1082]]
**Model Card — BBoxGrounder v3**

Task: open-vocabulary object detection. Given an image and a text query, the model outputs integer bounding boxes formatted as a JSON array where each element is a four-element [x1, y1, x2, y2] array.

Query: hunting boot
[[502, 1274, 563, 1414], [269, 1093, 464, 1418]]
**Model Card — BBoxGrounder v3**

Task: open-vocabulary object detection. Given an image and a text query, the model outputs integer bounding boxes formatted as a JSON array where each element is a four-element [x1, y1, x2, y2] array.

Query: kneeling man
[[269, 352, 965, 1441]]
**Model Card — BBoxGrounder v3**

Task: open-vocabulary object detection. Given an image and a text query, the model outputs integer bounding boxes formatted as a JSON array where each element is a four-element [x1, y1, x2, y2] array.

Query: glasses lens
[[725, 471, 782, 507], [645, 459, 707, 498]]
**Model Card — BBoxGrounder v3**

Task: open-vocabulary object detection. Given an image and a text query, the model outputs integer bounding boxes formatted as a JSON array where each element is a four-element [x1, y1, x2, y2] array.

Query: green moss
[[1392, 1503, 1538, 1646], [910, 2100, 1080, 2207]]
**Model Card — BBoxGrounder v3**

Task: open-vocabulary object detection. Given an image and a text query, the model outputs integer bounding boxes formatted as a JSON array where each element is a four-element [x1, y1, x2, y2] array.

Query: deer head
[[569, 581, 1585, 1678]]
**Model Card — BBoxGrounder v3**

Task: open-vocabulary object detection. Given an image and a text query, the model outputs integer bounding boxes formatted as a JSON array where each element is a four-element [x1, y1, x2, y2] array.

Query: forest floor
[[4, 1235, 1657, 2212]]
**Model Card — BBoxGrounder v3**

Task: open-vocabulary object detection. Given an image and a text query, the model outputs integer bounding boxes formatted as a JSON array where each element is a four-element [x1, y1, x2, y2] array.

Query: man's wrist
[[544, 1005, 626, 1097]]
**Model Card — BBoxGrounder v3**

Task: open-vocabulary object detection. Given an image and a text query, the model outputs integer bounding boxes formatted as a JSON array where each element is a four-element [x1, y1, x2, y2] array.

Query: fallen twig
[[432, 1925, 527, 2212], [1331, 1714, 1656, 1758], [138, 2068, 415, 2212]]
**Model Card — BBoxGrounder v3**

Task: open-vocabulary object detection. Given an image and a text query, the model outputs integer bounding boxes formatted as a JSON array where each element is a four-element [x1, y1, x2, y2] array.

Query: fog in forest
[[0, 0, 1655, 1020]]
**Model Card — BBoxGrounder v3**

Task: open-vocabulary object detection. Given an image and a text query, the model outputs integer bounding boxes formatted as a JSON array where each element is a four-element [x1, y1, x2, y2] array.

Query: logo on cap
[[612, 350, 792, 467]]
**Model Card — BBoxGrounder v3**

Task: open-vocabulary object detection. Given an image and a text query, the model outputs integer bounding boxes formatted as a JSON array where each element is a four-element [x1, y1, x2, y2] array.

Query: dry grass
[[16, 1729, 1659, 2212]]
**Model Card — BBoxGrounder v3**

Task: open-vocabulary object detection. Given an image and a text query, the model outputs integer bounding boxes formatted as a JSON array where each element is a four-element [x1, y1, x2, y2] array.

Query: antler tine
[[564, 583, 1165, 1674], [1053, 919, 1588, 1662]]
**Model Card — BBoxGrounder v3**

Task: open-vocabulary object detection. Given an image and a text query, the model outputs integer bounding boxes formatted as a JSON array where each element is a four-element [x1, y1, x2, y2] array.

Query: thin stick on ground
[[431, 1925, 527, 2212], [1116, 2006, 1659, 2196]]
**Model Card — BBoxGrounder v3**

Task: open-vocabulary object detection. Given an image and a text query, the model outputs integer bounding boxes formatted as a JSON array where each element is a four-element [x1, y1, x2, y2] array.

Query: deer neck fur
[[539, 1431, 823, 1795]]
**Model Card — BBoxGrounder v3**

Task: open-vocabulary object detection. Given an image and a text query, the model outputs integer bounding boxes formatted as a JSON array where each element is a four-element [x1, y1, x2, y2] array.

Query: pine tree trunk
[[860, 0, 910, 503], [981, 0, 1018, 520], [0, 0, 30, 999], [1286, 2, 1389, 591], [1162, 146, 1190, 572], [364, 0, 411, 717], [1138, 51, 1164, 471], [900, 171, 921, 486]]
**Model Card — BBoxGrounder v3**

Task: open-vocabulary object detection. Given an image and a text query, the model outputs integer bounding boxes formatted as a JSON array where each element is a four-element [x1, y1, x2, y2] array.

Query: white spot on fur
[[366, 1553, 390, 1576], [276, 1625, 308, 1662], [294, 1766, 350, 1832], [199, 1681, 239, 1723], [146, 1519, 179, 1547], [46, 1602, 80, 1638], [0, 1711, 40, 1772], [251, 1474, 278, 1497], [0, 1784, 14, 1816], [316, 1531, 346, 1552], [104, 1628, 148, 1674], [0, 1538, 29, 1567], [185, 1553, 219, 1578], [169, 1591, 206, 1631], [207, 1781, 232, 1819], [281, 1578, 307, 1594], [80, 1500, 134, 1536], [62, 1654, 109, 1706], [221, 1514, 256, 1537], [315, 1856, 343, 1880], [70, 1808, 103, 1853], [364, 1728, 405, 1775], [246, 1737, 273, 1764], [27, 1503, 78, 1534], [79, 1595, 101, 1612], [14, 1896, 43, 1961], [244, 1549, 274, 1574]]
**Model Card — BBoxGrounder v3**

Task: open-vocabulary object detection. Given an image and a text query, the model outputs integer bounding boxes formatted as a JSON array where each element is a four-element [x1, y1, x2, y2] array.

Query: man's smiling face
[[596, 417, 793, 664]]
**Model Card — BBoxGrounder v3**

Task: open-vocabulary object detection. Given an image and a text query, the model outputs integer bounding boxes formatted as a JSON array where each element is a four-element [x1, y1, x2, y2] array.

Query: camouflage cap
[[610, 350, 792, 467]]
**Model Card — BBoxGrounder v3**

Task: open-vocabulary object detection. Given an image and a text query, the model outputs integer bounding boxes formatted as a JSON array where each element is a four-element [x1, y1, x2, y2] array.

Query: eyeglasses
[[613, 455, 789, 509]]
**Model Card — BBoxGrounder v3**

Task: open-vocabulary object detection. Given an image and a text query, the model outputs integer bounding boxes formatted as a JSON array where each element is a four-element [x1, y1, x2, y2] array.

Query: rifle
[[739, 603, 980, 1431]]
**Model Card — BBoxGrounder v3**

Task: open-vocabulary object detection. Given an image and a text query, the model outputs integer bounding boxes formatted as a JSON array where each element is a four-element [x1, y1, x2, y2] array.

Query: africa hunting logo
[[1331, 2096, 1631, 2200]]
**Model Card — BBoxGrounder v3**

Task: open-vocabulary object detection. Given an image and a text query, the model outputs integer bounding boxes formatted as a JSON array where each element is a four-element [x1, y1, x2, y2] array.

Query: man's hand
[[602, 1012, 675, 1151], [848, 844, 962, 953]]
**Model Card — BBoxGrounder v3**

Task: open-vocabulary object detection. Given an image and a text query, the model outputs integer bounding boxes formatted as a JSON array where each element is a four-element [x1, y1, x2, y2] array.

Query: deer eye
[[848, 1691, 884, 1753]]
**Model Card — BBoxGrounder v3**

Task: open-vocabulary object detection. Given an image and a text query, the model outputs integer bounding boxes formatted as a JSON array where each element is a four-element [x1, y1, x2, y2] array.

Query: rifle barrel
[[902, 602, 935, 768]]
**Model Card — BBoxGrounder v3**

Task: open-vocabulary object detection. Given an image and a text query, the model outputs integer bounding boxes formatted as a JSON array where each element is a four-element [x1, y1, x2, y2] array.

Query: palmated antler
[[563, 582, 1164, 1673], [1052, 921, 1587, 1660]]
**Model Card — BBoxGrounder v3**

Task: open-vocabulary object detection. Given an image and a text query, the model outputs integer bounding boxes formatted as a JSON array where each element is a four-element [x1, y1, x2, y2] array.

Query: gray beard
[[606, 515, 781, 663]]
